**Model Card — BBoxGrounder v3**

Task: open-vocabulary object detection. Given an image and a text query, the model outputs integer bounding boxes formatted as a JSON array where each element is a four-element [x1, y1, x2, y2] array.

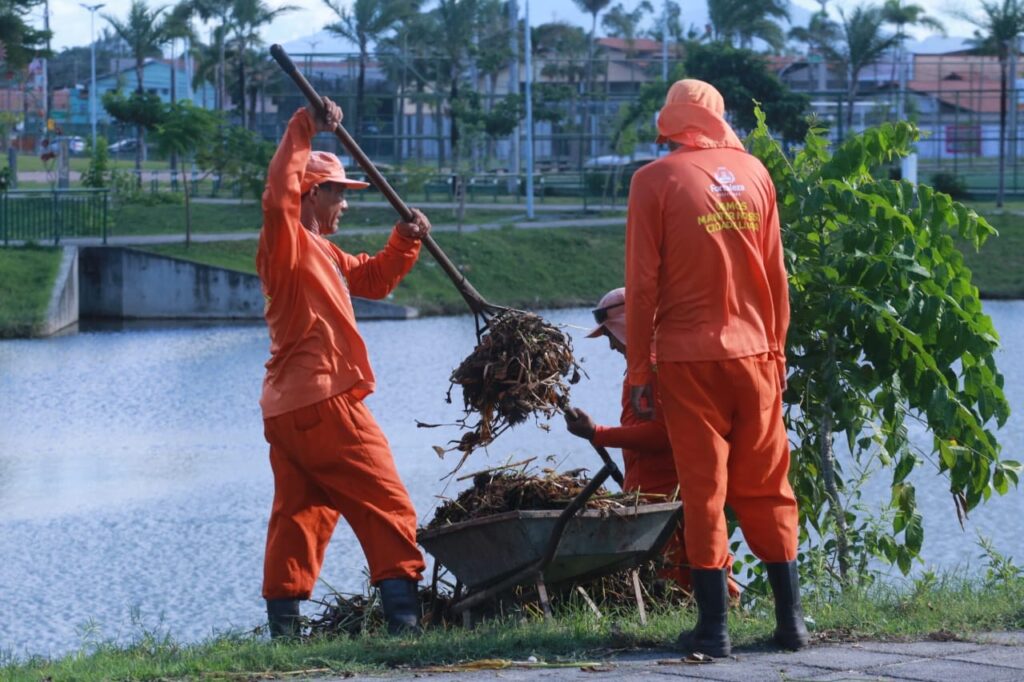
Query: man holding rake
[[257, 96, 431, 638]]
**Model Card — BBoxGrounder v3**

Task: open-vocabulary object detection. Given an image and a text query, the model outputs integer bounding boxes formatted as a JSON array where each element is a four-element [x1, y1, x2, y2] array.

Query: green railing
[[1, 189, 110, 246]]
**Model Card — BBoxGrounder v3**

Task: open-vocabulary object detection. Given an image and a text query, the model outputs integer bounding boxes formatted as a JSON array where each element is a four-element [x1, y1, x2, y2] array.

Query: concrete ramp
[[78, 247, 417, 321]]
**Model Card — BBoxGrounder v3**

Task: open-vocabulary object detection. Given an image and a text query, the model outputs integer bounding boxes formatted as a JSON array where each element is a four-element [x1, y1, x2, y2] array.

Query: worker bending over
[[565, 287, 741, 599]]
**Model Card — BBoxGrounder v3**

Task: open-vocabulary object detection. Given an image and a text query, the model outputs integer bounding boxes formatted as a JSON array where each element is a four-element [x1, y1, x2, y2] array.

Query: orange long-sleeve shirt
[[257, 108, 421, 418], [625, 146, 789, 386], [592, 376, 678, 496]]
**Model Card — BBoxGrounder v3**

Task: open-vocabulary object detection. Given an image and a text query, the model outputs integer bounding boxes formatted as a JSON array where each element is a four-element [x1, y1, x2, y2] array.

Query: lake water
[[1, 304, 1021, 660]]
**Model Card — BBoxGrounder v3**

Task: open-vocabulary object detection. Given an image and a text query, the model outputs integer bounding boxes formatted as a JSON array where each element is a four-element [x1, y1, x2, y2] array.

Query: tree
[[825, 4, 898, 131], [788, 9, 841, 91], [533, 22, 590, 160], [377, 11, 443, 165], [881, 0, 944, 119], [747, 109, 1013, 586], [685, 42, 810, 140], [432, 0, 480, 171], [151, 101, 220, 246], [104, 0, 170, 175], [572, 0, 613, 162], [609, 45, 810, 152], [163, 2, 198, 176], [0, 0, 49, 71], [323, 0, 415, 140], [960, 0, 1024, 209], [190, 0, 233, 112], [601, 2, 653, 58], [707, 0, 790, 51], [231, 0, 296, 129]]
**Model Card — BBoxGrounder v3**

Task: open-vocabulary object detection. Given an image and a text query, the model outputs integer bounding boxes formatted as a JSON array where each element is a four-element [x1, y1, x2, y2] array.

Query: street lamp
[[80, 3, 105, 151]]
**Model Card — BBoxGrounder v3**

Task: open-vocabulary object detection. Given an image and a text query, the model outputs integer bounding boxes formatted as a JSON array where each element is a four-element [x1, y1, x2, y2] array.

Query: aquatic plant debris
[[444, 310, 581, 458], [427, 466, 633, 528]]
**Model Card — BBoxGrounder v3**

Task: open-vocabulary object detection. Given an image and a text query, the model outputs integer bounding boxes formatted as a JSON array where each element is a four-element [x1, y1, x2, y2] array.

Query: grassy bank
[[144, 225, 627, 315], [109, 201, 536, 237], [4, 576, 1022, 681], [962, 201, 1024, 298], [0, 200, 1020, 339], [0, 246, 61, 338]]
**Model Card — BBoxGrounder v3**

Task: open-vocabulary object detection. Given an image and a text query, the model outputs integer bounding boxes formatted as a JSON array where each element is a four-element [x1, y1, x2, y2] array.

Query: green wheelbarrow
[[418, 458, 683, 618]]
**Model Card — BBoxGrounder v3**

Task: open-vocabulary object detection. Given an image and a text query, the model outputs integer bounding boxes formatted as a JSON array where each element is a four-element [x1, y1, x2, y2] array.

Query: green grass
[[12, 154, 165, 173], [961, 201, 1024, 298], [3, 576, 1022, 681], [108, 201, 550, 237], [142, 225, 627, 315], [0, 246, 61, 338]]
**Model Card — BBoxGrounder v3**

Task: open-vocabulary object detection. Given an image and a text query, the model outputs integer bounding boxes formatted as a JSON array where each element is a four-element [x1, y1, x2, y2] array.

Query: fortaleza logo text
[[709, 166, 746, 194]]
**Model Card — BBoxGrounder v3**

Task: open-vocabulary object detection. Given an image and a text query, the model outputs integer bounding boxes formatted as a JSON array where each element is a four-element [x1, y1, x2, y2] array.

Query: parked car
[[67, 136, 86, 154], [109, 138, 138, 153]]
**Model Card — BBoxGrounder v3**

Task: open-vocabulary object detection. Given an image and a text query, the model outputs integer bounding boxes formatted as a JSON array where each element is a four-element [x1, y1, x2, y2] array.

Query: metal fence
[[6, 51, 1024, 196], [1, 189, 110, 245]]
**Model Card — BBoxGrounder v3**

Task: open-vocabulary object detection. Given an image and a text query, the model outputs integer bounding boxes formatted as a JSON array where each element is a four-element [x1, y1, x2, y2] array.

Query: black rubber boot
[[677, 568, 731, 658], [266, 598, 301, 640], [766, 561, 809, 650], [378, 579, 422, 635]]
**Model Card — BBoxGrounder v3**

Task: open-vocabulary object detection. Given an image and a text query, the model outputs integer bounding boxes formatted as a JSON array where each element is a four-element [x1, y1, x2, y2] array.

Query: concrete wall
[[38, 246, 79, 337], [78, 247, 417, 321]]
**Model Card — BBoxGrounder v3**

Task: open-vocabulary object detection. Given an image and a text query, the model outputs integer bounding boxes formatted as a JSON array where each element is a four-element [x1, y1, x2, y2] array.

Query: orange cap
[[300, 151, 370, 195], [586, 287, 626, 345], [656, 79, 743, 150]]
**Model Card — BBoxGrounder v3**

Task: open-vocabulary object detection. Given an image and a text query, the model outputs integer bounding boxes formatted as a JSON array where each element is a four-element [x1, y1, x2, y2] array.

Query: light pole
[[80, 3, 105, 150]]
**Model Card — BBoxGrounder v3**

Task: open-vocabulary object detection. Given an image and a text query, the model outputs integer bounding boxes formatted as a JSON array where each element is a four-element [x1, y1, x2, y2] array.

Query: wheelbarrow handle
[[591, 444, 625, 488], [269, 44, 495, 318], [449, 462, 617, 616]]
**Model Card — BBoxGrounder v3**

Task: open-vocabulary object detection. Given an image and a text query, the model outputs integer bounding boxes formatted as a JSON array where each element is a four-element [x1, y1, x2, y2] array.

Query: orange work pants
[[657, 354, 799, 570], [261, 391, 425, 600]]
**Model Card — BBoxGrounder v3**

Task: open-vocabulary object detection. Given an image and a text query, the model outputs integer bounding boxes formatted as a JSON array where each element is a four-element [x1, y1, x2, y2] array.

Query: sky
[[42, 0, 977, 54]]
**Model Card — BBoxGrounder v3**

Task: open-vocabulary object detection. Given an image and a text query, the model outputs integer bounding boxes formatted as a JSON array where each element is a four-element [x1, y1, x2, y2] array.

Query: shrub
[[930, 171, 969, 199]]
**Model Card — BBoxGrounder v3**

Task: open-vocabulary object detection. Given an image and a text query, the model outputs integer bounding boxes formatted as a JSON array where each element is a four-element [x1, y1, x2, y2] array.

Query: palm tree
[[163, 2, 197, 176], [322, 0, 415, 138], [432, 0, 480, 169], [377, 12, 441, 164], [881, 0, 944, 117], [825, 4, 898, 131], [601, 2, 653, 57], [190, 0, 233, 112], [707, 0, 789, 51], [789, 9, 841, 90], [533, 22, 590, 161], [189, 30, 225, 110], [104, 0, 170, 174], [961, 0, 1024, 208], [231, 0, 296, 129], [573, 0, 613, 162]]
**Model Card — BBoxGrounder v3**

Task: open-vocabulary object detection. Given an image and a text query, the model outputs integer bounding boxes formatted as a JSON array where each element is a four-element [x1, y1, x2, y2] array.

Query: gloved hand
[[564, 407, 597, 440]]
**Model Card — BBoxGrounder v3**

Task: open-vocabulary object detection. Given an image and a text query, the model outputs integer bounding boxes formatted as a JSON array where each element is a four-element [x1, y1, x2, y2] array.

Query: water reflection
[[0, 304, 1020, 659]]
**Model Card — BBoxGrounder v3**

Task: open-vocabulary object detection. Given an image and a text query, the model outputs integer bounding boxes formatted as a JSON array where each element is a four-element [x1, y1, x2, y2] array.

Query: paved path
[[314, 632, 1024, 681]]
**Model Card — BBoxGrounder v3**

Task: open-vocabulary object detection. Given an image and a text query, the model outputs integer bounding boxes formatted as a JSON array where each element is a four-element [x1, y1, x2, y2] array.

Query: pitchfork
[[270, 44, 510, 339]]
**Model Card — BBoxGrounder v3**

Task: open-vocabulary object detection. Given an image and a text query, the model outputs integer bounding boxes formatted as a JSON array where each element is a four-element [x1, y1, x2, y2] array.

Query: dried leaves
[[446, 311, 581, 455], [428, 467, 635, 529]]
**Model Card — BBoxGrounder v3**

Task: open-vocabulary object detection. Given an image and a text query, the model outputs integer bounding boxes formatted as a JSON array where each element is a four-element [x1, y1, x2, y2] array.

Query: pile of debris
[[427, 466, 629, 529], [446, 311, 580, 455]]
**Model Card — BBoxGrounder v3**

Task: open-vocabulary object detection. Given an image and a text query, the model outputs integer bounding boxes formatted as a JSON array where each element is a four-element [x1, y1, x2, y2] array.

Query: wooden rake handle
[[269, 44, 498, 319]]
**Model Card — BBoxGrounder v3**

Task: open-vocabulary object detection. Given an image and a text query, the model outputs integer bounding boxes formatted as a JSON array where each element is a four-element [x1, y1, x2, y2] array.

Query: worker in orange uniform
[[625, 79, 807, 657], [257, 96, 430, 638], [565, 287, 741, 600]]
